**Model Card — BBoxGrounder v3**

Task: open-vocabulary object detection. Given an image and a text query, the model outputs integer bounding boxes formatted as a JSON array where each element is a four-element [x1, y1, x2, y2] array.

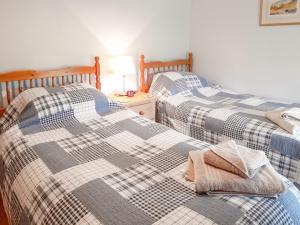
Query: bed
[[0, 57, 300, 225], [140, 54, 300, 186]]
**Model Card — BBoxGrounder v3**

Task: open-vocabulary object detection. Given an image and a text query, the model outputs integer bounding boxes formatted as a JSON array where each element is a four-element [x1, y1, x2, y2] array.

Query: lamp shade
[[110, 56, 136, 76]]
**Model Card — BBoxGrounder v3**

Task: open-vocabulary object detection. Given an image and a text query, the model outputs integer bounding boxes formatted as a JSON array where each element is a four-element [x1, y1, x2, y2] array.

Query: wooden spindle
[[30, 79, 33, 88], [6, 81, 10, 105], [41, 78, 45, 87], [80, 74, 83, 83], [52, 77, 55, 87], [89, 74, 92, 85], [62, 76, 65, 86], [18, 80, 22, 93]]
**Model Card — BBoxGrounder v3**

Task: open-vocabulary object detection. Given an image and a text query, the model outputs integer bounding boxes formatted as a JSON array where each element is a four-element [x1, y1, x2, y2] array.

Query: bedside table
[[109, 92, 155, 120]]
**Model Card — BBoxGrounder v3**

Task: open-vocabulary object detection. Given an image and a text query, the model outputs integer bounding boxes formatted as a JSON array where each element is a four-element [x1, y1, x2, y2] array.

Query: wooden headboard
[[139, 53, 193, 92], [0, 56, 101, 117]]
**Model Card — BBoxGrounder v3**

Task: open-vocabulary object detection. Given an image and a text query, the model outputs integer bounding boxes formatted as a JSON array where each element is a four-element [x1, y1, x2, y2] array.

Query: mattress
[[0, 83, 300, 225], [150, 72, 300, 185]]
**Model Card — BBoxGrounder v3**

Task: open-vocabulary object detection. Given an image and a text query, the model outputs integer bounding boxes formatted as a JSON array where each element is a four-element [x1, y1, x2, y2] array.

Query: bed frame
[[139, 53, 193, 92], [0, 56, 101, 117]]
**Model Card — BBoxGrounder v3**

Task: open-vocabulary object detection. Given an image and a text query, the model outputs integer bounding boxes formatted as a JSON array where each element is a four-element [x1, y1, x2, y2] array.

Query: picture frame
[[260, 0, 300, 26]]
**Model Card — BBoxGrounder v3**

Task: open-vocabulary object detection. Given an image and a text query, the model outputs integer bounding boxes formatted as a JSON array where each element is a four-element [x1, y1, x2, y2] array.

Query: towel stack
[[266, 108, 300, 135], [185, 140, 286, 197]]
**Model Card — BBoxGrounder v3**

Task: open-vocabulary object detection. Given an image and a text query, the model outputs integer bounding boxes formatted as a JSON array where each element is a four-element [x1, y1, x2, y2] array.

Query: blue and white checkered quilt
[[1, 83, 300, 225], [150, 72, 300, 186]]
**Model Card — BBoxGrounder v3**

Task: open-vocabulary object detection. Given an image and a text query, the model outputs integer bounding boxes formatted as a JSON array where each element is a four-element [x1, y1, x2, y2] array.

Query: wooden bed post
[[95, 56, 101, 90], [188, 53, 193, 72], [140, 55, 147, 92]]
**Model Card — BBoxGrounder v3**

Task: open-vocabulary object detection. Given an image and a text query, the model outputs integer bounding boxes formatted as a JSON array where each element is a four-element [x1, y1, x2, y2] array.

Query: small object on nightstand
[[109, 92, 155, 120]]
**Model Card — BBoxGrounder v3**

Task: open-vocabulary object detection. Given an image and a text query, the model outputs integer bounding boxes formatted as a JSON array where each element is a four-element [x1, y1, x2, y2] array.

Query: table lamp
[[110, 55, 136, 96]]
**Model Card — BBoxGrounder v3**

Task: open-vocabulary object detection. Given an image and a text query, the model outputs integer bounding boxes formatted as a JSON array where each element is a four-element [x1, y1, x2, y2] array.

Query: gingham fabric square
[[131, 116, 153, 127], [40, 110, 77, 129], [103, 163, 166, 199], [187, 106, 211, 128], [243, 119, 277, 154], [67, 89, 94, 104], [237, 198, 293, 225], [0, 105, 18, 133], [268, 150, 299, 183], [145, 149, 187, 173], [33, 92, 72, 118], [129, 178, 195, 220], [6, 147, 39, 186], [58, 132, 102, 153], [223, 114, 250, 140], [175, 103, 196, 123], [2, 138, 27, 165], [130, 142, 164, 160], [184, 74, 205, 90], [70, 142, 120, 163], [219, 195, 261, 212], [84, 117, 112, 130], [29, 177, 67, 224], [54, 158, 121, 193], [153, 206, 216, 225], [41, 193, 89, 225], [95, 124, 124, 139]]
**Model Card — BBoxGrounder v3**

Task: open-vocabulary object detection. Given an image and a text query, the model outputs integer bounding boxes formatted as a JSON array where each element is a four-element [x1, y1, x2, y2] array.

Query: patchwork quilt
[[1, 83, 300, 225], [150, 72, 300, 185]]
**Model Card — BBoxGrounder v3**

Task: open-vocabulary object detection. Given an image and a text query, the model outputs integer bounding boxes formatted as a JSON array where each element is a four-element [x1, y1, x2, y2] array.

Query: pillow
[[149, 71, 209, 99], [0, 83, 119, 133]]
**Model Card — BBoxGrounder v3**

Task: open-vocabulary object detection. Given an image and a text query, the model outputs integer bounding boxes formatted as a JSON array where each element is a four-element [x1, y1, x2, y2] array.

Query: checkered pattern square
[[9, 192, 23, 225], [103, 163, 166, 199], [33, 92, 72, 118], [58, 131, 102, 153], [40, 110, 77, 129], [42, 193, 88, 225], [219, 195, 261, 212], [67, 89, 94, 104], [153, 206, 216, 225], [188, 106, 211, 128], [268, 150, 299, 183], [95, 124, 124, 139], [174, 79, 189, 92], [6, 147, 38, 186], [0, 105, 18, 133], [129, 178, 195, 220], [146, 149, 187, 173], [175, 103, 197, 123], [130, 142, 164, 160], [131, 116, 152, 127], [243, 119, 277, 154], [84, 117, 112, 130], [184, 74, 205, 90], [108, 99, 125, 111], [223, 114, 250, 140], [29, 177, 67, 224], [70, 141, 120, 163], [238, 198, 293, 225]]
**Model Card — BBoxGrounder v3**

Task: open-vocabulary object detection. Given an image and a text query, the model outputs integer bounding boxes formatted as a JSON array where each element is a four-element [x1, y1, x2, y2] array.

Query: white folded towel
[[266, 108, 300, 135], [204, 140, 268, 178]]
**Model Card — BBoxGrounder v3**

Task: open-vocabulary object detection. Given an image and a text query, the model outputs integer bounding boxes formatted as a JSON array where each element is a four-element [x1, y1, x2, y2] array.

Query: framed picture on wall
[[260, 0, 300, 25]]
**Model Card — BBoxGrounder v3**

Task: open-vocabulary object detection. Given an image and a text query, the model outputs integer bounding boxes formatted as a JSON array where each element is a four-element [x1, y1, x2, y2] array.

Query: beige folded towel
[[266, 108, 300, 135], [185, 149, 286, 197], [203, 140, 268, 178]]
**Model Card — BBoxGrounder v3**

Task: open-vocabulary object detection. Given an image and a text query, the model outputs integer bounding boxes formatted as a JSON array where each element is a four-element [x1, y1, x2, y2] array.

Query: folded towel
[[185, 149, 286, 197], [266, 109, 300, 135], [281, 108, 300, 120], [203, 140, 268, 178]]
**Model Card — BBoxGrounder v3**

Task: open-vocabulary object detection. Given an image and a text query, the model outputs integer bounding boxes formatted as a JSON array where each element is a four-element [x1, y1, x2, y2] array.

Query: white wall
[[0, 0, 190, 93], [190, 0, 300, 103]]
